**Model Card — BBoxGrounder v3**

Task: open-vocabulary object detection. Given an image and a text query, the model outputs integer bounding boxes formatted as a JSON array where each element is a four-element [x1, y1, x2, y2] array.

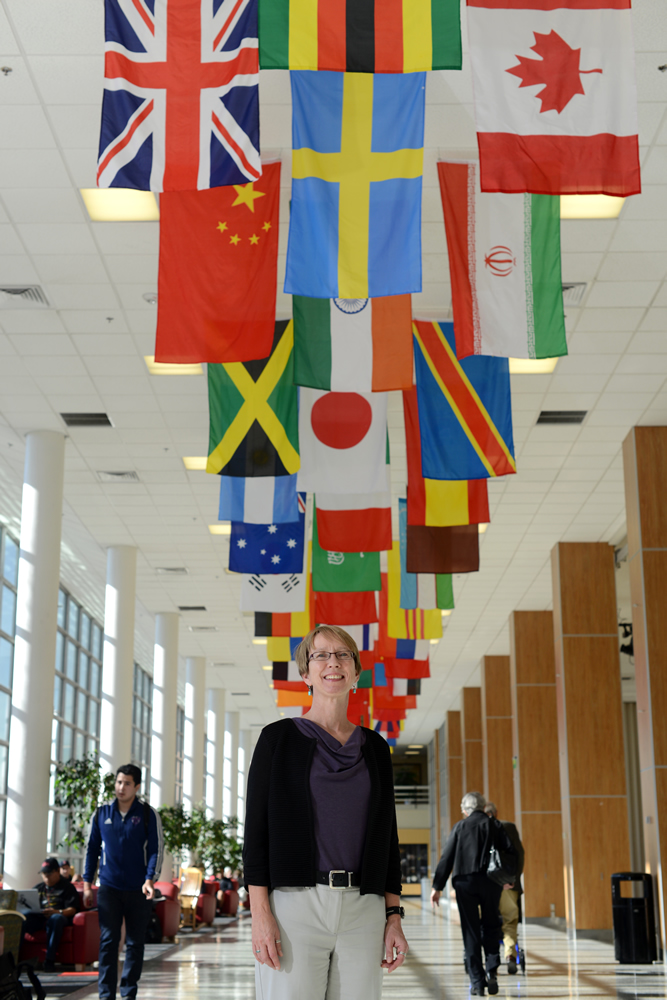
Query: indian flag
[[438, 160, 567, 360], [293, 295, 413, 392]]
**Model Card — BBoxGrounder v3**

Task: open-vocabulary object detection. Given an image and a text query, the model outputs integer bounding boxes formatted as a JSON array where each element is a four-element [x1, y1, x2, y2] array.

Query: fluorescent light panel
[[183, 456, 208, 471], [145, 356, 203, 376], [560, 195, 625, 219], [80, 188, 159, 221], [478, 523, 489, 534], [252, 638, 268, 645], [209, 524, 231, 535], [509, 357, 559, 374]]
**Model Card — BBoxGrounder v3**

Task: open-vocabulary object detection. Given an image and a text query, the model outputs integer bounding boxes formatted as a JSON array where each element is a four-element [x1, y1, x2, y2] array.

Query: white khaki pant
[[255, 884, 386, 1000]]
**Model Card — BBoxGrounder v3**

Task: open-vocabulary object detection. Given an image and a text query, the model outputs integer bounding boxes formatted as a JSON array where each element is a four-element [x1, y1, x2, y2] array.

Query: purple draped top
[[292, 717, 371, 874]]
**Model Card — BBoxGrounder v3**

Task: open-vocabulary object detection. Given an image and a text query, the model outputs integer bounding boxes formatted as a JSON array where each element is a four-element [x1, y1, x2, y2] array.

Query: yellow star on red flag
[[232, 183, 266, 213]]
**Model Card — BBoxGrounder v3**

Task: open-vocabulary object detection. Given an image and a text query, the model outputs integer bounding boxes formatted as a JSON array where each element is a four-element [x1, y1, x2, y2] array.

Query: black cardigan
[[243, 718, 402, 897]]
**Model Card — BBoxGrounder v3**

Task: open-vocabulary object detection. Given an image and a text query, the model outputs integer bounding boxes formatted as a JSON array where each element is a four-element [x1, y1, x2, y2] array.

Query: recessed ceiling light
[[253, 638, 268, 645], [429, 639, 439, 645], [478, 523, 489, 534], [144, 356, 203, 376], [80, 188, 160, 222], [560, 195, 625, 219], [209, 524, 231, 535], [262, 665, 272, 671], [405, 750, 419, 755], [509, 358, 559, 375], [182, 457, 207, 470], [408, 744, 423, 749], [156, 566, 188, 575], [441, 609, 453, 616]]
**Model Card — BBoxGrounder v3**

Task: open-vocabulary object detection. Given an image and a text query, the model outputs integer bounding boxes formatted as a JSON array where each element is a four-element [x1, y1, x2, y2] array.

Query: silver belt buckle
[[328, 870, 351, 888]]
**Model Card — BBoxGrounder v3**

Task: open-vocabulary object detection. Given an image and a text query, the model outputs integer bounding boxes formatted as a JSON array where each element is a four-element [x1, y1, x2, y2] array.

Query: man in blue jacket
[[83, 764, 164, 1000]]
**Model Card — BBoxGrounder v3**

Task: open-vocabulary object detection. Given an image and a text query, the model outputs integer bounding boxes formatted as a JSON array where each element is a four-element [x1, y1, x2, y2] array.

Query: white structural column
[[237, 729, 251, 833], [206, 688, 225, 818], [224, 711, 240, 828], [100, 546, 137, 773], [150, 613, 179, 810], [5, 431, 65, 889], [183, 657, 206, 810]]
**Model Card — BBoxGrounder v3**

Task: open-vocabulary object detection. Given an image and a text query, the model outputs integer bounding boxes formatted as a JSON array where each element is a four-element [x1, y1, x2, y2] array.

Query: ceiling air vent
[[537, 410, 587, 425], [61, 412, 113, 428], [156, 567, 188, 575], [212, 662, 235, 668], [178, 605, 207, 612], [97, 470, 140, 483], [231, 692, 250, 696], [188, 625, 218, 633], [562, 282, 587, 307], [0, 285, 49, 308]]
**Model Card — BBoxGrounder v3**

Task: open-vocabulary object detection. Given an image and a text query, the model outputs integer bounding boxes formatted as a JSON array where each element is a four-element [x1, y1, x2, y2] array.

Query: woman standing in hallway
[[243, 625, 408, 1000]]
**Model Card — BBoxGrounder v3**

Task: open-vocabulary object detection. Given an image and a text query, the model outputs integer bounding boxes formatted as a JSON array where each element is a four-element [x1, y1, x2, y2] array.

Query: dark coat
[[432, 809, 517, 890]]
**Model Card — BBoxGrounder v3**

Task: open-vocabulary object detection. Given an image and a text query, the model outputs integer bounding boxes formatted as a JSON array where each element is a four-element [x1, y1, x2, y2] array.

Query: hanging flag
[[267, 636, 302, 661], [207, 320, 299, 477], [220, 473, 301, 525], [413, 321, 516, 481], [377, 637, 431, 660], [258, 0, 461, 72], [315, 493, 392, 553], [155, 163, 280, 364], [407, 524, 480, 574], [403, 388, 489, 527], [285, 72, 425, 299], [229, 504, 305, 574], [342, 624, 377, 652], [438, 160, 566, 360], [239, 546, 307, 613], [384, 556, 443, 641], [314, 590, 378, 625], [372, 685, 416, 712], [467, 0, 640, 196], [398, 499, 454, 611], [297, 388, 389, 495], [277, 689, 312, 707], [384, 658, 430, 680], [293, 295, 413, 392], [98, 0, 260, 191], [312, 511, 381, 593], [272, 661, 301, 682]]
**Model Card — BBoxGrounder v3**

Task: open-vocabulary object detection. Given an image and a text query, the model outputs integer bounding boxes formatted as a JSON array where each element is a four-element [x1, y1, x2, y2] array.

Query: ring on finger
[[255, 948, 261, 953]]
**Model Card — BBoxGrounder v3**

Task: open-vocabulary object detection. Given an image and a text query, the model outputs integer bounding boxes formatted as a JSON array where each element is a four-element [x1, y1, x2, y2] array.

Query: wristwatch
[[385, 906, 405, 919]]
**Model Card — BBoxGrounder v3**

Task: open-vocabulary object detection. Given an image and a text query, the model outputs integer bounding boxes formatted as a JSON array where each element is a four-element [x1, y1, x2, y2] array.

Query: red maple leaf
[[506, 30, 602, 114]]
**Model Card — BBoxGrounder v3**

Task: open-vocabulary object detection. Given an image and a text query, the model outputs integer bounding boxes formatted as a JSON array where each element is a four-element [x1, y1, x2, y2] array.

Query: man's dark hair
[[116, 763, 142, 785]]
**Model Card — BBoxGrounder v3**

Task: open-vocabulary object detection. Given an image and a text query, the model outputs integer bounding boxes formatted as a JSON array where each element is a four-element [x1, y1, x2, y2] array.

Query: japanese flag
[[297, 389, 390, 495]]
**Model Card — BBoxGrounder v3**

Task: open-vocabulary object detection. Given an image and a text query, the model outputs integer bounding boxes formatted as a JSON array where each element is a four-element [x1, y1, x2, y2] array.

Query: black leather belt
[[316, 870, 361, 888]]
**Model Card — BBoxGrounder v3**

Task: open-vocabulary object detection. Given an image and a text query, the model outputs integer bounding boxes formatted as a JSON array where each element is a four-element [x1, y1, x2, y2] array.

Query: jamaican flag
[[207, 320, 299, 477]]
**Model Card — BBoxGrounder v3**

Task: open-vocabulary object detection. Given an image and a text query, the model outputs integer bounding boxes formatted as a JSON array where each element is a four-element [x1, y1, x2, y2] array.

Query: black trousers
[[97, 887, 152, 1000], [453, 873, 503, 988]]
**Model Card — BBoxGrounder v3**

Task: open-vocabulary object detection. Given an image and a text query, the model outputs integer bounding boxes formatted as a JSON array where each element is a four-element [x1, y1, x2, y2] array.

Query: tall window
[[237, 744, 245, 835], [175, 706, 185, 805], [0, 530, 18, 867], [50, 588, 103, 856], [222, 729, 232, 820], [132, 663, 153, 790]]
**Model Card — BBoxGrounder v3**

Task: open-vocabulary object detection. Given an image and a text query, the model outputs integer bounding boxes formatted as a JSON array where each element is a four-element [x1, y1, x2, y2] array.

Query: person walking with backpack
[[83, 764, 164, 1000], [430, 792, 517, 997]]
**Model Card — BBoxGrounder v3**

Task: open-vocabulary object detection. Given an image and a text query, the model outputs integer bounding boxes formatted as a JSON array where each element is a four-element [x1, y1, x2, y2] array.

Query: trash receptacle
[[611, 872, 657, 964]]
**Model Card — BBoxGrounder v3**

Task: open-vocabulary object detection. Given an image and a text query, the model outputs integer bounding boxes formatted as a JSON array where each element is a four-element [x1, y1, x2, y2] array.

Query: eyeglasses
[[309, 650, 354, 662]]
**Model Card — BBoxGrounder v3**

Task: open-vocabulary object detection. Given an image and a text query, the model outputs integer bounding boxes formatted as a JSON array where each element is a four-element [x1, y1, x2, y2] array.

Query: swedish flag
[[285, 71, 425, 299], [207, 321, 300, 477]]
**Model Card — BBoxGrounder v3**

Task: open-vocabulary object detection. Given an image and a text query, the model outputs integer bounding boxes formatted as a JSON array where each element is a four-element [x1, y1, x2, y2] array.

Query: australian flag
[[229, 497, 305, 574], [98, 0, 261, 191]]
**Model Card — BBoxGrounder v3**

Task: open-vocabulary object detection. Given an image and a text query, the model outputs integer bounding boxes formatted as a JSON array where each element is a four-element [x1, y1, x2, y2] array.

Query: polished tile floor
[[71, 901, 667, 1000]]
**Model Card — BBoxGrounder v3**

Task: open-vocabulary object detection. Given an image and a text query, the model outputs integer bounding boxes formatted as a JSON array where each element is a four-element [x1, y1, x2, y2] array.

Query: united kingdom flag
[[97, 0, 261, 191]]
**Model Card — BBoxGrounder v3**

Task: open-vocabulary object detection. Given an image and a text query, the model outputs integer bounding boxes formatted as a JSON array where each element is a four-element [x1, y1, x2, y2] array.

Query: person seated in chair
[[24, 857, 80, 972], [59, 859, 78, 883]]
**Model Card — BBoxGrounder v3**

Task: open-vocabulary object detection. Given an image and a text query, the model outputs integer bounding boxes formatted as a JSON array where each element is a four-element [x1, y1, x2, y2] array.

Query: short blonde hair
[[293, 625, 362, 678]]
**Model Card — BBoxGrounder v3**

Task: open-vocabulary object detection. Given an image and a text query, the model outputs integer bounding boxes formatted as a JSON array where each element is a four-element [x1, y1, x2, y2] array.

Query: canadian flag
[[467, 0, 641, 196]]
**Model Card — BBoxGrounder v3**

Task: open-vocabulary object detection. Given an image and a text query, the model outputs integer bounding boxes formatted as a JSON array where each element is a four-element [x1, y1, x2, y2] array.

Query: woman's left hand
[[381, 915, 409, 973]]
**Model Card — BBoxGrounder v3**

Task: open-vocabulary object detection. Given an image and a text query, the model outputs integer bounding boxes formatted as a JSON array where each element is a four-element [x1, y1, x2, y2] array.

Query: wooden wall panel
[[482, 656, 514, 821], [446, 711, 463, 834], [552, 542, 630, 931], [510, 611, 564, 918], [462, 687, 483, 792], [623, 426, 667, 949]]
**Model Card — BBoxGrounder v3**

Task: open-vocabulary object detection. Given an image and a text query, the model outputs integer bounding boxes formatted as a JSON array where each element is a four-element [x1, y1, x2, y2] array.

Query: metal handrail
[[393, 785, 429, 806]]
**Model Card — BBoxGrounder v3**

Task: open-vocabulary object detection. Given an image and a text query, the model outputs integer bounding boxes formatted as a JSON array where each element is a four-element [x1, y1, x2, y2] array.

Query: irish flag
[[438, 160, 567, 360], [293, 295, 413, 392], [467, 0, 641, 195]]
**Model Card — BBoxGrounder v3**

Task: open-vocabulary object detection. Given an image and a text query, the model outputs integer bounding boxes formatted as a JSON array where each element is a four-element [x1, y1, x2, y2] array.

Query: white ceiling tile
[[598, 252, 667, 282], [560, 220, 616, 254], [35, 375, 98, 395], [33, 253, 108, 284], [29, 56, 102, 105], [3, 188, 86, 225], [639, 307, 667, 331], [0, 223, 24, 255], [0, 252, 38, 282], [596, 389, 659, 407], [125, 310, 157, 334], [0, 149, 70, 188], [60, 148, 97, 188], [47, 283, 119, 310], [23, 354, 86, 376], [71, 334, 135, 355], [585, 281, 659, 309], [47, 393, 104, 412], [561, 253, 603, 283], [8, 334, 75, 356], [653, 282, 667, 307], [0, 57, 40, 104], [92, 223, 159, 256], [610, 221, 667, 253], [556, 354, 618, 375], [102, 395, 160, 414], [6, 0, 102, 55], [0, 309, 65, 333], [60, 310, 128, 334], [0, 104, 56, 148], [17, 222, 96, 255], [104, 255, 159, 286], [48, 105, 99, 150], [576, 308, 646, 332], [621, 184, 667, 220], [93, 376, 150, 396]]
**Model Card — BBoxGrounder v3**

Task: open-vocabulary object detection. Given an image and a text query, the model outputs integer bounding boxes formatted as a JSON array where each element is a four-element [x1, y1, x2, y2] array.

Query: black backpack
[[0, 953, 45, 1000]]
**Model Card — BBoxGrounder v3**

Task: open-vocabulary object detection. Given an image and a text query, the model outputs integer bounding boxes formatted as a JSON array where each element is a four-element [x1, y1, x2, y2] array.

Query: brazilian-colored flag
[[207, 321, 299, 477], [312, 510, 381, 593], [258, 0, 461, 72]]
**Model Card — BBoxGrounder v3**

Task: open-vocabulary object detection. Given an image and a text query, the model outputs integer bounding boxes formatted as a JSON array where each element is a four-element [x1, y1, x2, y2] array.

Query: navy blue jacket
[[83, 798, 163, 891]]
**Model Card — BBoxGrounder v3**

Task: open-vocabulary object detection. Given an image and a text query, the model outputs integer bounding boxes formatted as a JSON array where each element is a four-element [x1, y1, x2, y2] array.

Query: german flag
[[258, 0, 461, 73]]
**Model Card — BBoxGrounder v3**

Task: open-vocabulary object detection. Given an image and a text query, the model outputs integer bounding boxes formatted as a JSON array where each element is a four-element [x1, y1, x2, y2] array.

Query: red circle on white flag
[[311, 393, 372, 450]]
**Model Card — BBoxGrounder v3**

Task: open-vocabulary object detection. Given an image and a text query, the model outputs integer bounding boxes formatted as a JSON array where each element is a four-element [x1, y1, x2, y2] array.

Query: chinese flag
[[155, 161, 280, 363]]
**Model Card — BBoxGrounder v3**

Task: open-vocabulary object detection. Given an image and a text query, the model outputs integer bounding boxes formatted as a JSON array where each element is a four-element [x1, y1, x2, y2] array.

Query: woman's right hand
[[249, 886, 283, 970]]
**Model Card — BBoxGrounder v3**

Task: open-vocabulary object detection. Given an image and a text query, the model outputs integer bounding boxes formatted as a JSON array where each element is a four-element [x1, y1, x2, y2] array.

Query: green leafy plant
[[157, 803, 242, 874], [53, 753, 116, 852]]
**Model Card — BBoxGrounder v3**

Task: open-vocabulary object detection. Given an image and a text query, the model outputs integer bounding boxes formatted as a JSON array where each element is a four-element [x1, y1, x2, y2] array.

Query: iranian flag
[[293, 295, 413, 392], [438, 160, 567, 359], [467, 0, 641, 196], [315, 493, 392, 553]]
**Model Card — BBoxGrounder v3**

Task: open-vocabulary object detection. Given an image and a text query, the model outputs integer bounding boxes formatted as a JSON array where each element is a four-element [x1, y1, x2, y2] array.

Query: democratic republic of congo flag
[[413, 320, 516, 481]]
